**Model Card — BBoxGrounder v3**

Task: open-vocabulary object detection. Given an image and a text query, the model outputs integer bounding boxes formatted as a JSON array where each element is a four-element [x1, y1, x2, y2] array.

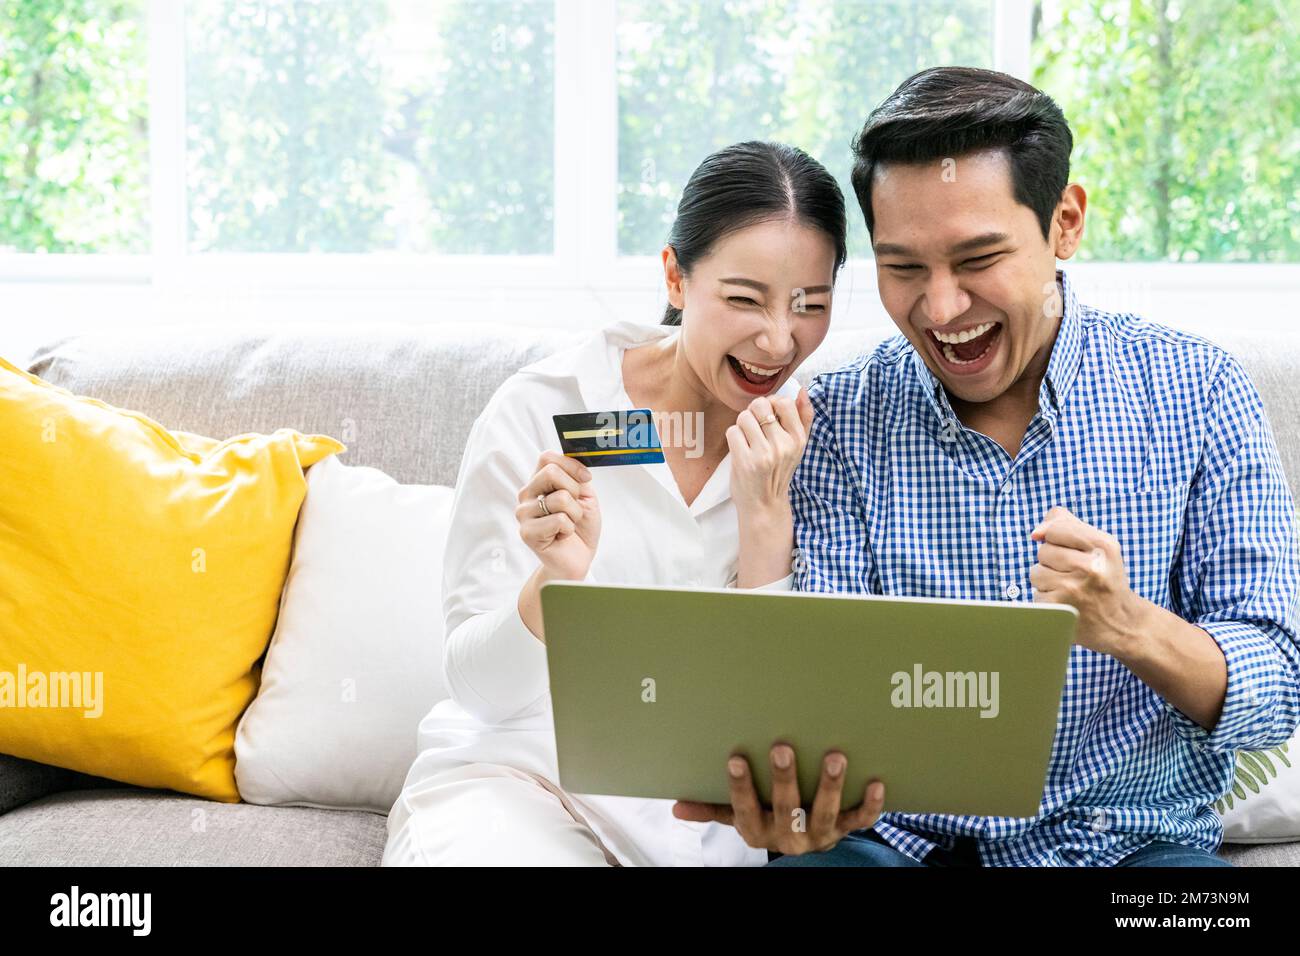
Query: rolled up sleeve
[[1166, 355, 1300, 752]]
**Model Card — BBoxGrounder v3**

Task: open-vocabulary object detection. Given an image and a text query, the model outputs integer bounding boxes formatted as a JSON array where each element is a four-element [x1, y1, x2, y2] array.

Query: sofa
[[2, 319, 1297, 866]]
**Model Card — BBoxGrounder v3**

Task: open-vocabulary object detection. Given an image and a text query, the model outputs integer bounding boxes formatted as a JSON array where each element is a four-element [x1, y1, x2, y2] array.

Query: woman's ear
[[662, 245, 686, 310], [1052, 183, 1087, 260]]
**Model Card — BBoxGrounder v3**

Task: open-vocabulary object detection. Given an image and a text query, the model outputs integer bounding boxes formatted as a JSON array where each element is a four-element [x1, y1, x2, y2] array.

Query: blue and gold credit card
[[553, 409, 665, 467]]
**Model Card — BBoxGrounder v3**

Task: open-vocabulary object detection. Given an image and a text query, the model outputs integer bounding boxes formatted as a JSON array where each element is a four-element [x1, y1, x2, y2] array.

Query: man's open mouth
[[926, 321, 1003, 371]]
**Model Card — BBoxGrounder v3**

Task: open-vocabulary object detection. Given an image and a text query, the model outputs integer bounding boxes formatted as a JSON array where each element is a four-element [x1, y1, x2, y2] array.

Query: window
[[0, 1, 149, 253], [617, 0, 994, 258], [1033, 0, 1299, 262], [1, 0, 1295, 318], [185, 0, 555, 254]]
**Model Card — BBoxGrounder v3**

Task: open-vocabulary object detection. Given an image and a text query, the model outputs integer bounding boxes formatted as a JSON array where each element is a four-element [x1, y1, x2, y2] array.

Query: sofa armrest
[[0, 755, 79, 815]]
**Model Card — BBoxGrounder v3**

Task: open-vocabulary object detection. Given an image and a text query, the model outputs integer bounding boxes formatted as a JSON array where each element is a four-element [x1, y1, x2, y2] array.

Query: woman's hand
[[727, 387, 814, 588], [727, 387, 814, 518], [515, 450, 602, 584]]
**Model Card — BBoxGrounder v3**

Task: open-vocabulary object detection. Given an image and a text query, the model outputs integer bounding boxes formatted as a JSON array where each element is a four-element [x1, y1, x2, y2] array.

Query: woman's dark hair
[[850, 67, 1073, 240], [661, 141, 847, 326]]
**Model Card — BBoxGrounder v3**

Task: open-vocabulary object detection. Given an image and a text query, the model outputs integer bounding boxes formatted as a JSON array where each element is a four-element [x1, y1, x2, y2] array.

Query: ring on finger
[[536, 493, 551, 517], [758, 413, 777, 427]]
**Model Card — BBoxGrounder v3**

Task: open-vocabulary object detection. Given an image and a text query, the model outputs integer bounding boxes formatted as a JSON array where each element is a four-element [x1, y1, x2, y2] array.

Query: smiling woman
[[381, 140, 862, 867]]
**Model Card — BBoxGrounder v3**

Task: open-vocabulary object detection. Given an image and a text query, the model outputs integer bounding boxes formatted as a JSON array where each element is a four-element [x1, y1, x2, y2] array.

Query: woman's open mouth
[[925, 321, 1003, 376], [726, 354, 785, 395]]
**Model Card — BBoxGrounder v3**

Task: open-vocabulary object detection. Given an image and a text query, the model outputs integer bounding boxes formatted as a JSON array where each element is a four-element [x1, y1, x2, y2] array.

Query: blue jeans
[[764, 830, 1233, 867]]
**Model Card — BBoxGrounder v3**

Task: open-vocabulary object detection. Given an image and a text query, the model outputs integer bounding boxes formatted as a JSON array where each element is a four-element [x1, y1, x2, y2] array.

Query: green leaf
[[1237, 765, 1261, 794], [1244, 749, 1276, 778]]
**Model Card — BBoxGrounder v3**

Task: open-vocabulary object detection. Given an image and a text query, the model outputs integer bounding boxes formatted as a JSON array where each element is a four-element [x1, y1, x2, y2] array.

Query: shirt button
[[1005, 584, 1022, 599]]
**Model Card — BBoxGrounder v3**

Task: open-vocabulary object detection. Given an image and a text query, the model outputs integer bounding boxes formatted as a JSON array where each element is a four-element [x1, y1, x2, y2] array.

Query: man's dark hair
[[850, 67, 1073, 240]]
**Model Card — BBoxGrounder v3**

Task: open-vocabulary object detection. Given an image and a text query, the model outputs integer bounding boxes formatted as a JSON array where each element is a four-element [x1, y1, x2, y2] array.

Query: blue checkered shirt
[[791, 270, 1300, 866]]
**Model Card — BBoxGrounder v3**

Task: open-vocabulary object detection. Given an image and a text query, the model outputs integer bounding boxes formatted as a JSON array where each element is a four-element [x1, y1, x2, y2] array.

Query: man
[[676, 67, 1300, 866]]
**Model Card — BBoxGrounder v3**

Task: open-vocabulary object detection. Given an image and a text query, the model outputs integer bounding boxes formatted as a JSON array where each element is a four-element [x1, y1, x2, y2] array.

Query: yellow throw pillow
[[0, 355, 344, 802]]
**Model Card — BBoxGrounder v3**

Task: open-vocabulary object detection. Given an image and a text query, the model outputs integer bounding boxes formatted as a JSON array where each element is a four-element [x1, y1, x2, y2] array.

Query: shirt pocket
[[1055, 482, 1190, 609]]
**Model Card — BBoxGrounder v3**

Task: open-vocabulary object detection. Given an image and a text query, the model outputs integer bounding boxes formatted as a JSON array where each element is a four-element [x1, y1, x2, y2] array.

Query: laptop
[[541, 582, 1077, 818]]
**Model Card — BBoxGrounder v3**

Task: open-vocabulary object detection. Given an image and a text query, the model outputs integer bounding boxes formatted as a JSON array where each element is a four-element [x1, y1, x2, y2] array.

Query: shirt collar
[[518, 319, 676, 411], [1040, 268, 1084, 415], [908, 268, 1084, 431]]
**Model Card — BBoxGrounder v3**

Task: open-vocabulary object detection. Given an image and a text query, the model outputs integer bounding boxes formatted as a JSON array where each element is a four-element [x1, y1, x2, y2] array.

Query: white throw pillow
[[1217, 732, 1299, 843], [235, 456, 453, 813]]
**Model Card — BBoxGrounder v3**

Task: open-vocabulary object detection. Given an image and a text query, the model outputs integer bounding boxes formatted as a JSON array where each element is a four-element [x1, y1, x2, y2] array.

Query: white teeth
[[942, 344, 980, 365], [932, 321, 995, 345], [941, 340, 997, 366], [737, 359, 781, 377]]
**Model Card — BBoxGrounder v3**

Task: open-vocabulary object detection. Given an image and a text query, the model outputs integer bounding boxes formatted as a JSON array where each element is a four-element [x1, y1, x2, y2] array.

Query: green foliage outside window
[[1, 0, 1294, 261], [0, 0, 148, 253]]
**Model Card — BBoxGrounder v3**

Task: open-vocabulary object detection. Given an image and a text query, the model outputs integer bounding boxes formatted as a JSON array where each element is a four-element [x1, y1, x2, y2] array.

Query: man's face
[[870, 149, 1069, 405]]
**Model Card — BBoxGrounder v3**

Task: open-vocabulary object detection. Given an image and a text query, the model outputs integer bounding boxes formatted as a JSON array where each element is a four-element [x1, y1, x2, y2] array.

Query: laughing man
[[677, 67, 1300, 867]]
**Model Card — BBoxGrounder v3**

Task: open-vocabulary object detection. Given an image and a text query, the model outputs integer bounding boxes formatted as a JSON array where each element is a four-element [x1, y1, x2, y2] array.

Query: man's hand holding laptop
[[674, 745, 886, 855]]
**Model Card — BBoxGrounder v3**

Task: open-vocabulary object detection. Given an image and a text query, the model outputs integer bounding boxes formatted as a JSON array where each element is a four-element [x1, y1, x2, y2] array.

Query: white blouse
[[401, 319, 797, 867]]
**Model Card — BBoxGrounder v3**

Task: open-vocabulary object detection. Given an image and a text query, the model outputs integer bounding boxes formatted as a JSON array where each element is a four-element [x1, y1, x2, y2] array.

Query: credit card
[[553, 409, 665, 467]]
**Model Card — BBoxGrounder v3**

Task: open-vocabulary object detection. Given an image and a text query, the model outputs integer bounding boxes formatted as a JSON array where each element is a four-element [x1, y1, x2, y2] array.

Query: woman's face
[[665, 217, 836, 414]]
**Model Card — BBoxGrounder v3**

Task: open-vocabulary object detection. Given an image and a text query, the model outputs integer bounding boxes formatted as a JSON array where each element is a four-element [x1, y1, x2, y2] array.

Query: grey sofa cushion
[[0, 755, 78, 815], [0, 789, 386, 866], [0, 754, 121, 815], [26, 322, 586, 487], [1217, 841, 1300, 867], [0, 785, 1269, 866]]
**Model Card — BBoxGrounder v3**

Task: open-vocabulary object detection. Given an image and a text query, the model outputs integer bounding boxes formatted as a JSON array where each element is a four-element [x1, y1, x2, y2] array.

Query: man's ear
[[662, 245, 686, 310], [1052, 183, 1087, 260]]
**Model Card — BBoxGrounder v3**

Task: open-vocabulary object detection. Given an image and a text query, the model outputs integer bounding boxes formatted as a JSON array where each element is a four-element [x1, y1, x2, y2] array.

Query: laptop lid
[[541, 582, 1077, 818]]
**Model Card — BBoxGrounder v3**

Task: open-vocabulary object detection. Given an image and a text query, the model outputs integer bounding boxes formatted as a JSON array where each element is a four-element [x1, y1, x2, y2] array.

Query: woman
[[384, 141, 853, 866]]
